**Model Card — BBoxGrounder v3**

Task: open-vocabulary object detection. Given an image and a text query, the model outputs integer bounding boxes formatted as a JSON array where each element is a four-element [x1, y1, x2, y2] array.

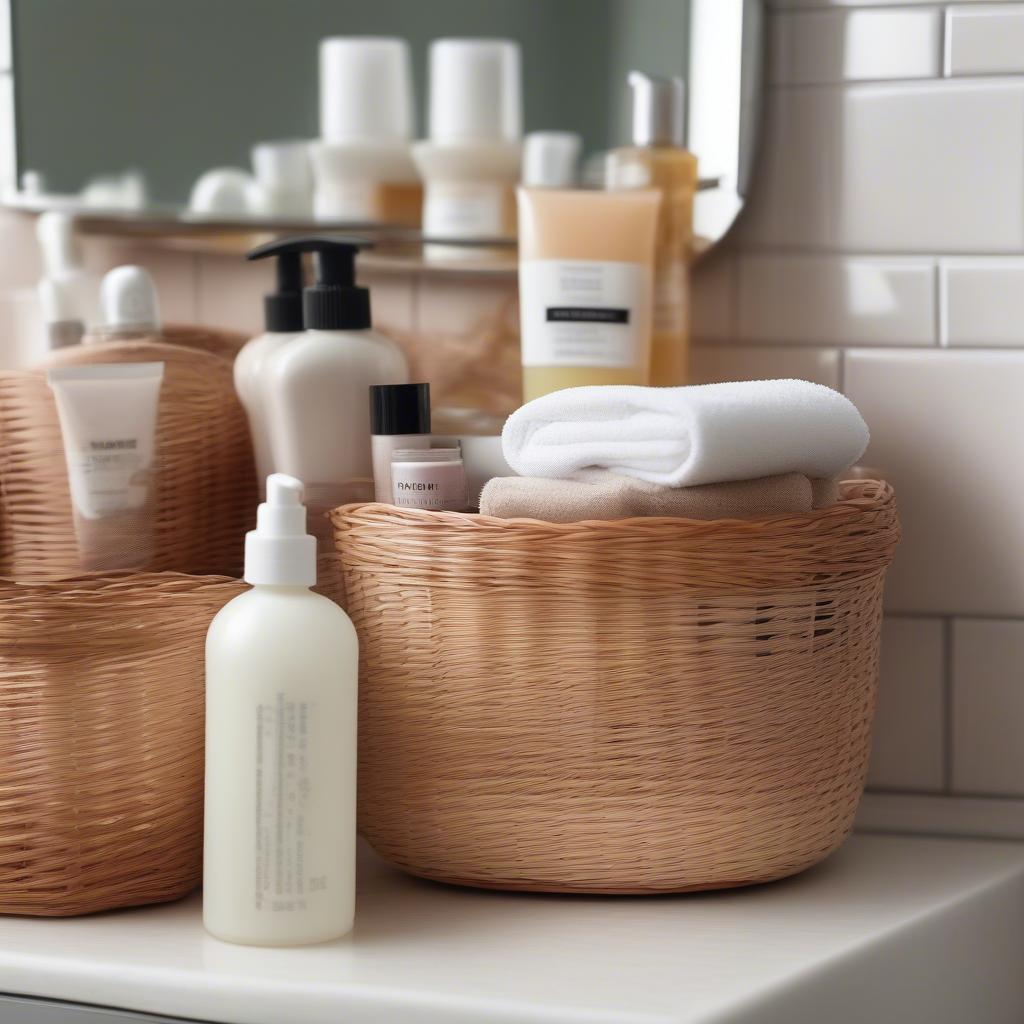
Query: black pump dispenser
[[247, 236, 372, 331], [254, 248, 303, 333]]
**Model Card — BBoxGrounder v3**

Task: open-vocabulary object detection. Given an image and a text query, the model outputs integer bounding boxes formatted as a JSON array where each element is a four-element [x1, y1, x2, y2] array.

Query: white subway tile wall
[[709, 0, 1024, 837], [690, 344, 841, 388], [952, 619, 1024, 796], [771, 9, 942, 85], [737, 255, 936, 345], [867, 618, 946, 793], [940, 258, 1024, 346], [946, 5, 1024, 76]]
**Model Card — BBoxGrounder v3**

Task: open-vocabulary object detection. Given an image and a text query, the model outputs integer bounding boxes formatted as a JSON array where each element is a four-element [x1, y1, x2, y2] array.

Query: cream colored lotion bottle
[[233, 249, 304, 494], [204, 474, 358, 947], [249, 237, 408, 539], [608, 72, 697, 386]]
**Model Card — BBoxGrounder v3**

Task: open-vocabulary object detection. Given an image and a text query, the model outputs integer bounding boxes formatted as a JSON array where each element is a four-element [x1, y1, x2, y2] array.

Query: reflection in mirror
[[7, 0, 762, 250]]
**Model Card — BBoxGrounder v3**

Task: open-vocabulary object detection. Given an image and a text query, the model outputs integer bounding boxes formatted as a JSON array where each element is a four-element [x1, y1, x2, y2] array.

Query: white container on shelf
[[310, 37, 418, 222], [413, 39, 522, 241]]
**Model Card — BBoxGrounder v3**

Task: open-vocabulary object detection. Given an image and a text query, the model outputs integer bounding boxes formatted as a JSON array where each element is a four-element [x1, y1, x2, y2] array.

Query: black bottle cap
[[370, 383, 431, 436], [247, 236, 372, 331], [261, 250, 303, 333]]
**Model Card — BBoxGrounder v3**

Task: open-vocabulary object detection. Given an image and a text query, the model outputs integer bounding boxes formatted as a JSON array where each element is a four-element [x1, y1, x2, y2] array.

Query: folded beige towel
[[479, 470, 838, 523]]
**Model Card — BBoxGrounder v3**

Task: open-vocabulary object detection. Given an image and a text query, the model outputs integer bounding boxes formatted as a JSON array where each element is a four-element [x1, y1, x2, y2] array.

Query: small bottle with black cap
[[248, 236, 408, 544], [370, 382, 431, 503], [234, 246, 304, 493]]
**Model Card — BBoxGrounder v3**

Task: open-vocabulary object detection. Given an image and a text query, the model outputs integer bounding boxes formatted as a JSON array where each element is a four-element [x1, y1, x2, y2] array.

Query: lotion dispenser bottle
[[204, 473, 358, 947], [607, 72, 697, 387], [233, 248, 304, 493], [249, 237, 408, 541]]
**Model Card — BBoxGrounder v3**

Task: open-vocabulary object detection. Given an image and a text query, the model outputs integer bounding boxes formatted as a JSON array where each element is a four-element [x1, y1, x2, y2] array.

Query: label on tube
[[519, 259, 651, 367]]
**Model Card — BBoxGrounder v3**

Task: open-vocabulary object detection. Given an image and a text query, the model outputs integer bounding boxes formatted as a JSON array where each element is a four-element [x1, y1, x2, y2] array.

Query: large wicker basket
[[0, 572, 244, 916], [330, 479, 899, 894], [0, 338, 256, 581]]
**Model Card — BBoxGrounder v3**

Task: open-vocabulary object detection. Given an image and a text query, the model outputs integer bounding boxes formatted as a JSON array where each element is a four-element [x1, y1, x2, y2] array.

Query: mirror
[[6, 0, 762, 250]]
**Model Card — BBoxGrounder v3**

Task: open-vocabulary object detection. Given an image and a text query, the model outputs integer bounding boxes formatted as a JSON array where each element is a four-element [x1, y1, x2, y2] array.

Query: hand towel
[[479, 470, 837, 523], [501, 380, 869, 488]]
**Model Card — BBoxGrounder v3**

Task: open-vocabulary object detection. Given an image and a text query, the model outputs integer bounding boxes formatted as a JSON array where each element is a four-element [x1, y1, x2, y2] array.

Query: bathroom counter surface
[[1, 833, 1023, 1024]]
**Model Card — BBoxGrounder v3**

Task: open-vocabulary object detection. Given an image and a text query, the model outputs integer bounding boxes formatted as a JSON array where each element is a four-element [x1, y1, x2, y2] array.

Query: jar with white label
[[391, 447, 468, 512]]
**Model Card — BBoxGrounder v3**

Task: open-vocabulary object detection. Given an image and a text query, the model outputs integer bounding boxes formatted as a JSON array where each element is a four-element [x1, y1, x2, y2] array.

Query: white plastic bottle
[[249, 236, 409, 540], [310, 37, 420, 224], [35, 212, 101, 348], [233, 249, 304, 493], [204, 474, 358, 947], [412, 39, 523, 243]]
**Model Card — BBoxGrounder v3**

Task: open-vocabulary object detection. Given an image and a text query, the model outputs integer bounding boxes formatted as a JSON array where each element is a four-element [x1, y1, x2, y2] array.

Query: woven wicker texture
[[331, 480, 900, 894], [0, 339, 256, 581], [159, 324, 247, 363], [0, 572, 244, 915]]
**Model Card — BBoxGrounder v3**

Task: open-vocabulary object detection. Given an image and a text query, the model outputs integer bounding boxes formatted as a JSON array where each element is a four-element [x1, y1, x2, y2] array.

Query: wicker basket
[[0, 339, 256, 581], [0, 572, 244, 915], [330, 479, 900, 894]]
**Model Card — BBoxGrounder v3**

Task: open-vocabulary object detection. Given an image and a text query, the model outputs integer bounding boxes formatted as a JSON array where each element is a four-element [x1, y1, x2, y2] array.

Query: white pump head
[[100, 265, 161, 334], [244, 474, 317, 587]]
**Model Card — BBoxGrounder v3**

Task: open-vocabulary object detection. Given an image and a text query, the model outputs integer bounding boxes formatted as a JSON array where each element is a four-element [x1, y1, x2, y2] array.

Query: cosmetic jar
[[390, 447, 467, 511]]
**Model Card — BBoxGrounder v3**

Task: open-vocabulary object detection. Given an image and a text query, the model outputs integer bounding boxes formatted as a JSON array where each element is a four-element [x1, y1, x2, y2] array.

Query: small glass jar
[[390, 447, 468, 512]]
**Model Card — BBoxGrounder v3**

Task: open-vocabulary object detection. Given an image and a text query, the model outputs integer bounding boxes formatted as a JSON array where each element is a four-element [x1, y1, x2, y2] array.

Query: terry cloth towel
[[479, 469, 838, 523], [501, 380, 869, 488]]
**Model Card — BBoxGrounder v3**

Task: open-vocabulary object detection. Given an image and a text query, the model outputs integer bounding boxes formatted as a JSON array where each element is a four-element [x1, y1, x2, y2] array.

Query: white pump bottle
[[203, 474, 358, 946]]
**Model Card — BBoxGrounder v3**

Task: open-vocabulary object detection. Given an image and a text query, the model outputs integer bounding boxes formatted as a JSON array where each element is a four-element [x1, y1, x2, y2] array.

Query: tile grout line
[[943, 616, 955, 795]]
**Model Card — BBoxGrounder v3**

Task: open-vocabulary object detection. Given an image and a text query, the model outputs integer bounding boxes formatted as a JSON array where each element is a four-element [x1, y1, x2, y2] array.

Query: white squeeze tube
[[46, 362, 164, 571]]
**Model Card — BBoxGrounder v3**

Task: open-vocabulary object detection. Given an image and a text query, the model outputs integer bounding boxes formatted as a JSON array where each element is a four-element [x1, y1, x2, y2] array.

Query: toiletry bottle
[[310, 37, 421, 226], [370, 382, 431, 504], [517, 187, 660, 401], [607, 72, 697, 387], [522, 131, 582, 191], [204, 474, 357, 947], [249, 237, 408, 543], [251, 140, 314, 219], [88, 265, 161, 342], [234, 249, 304, 494], [391, 447, 468, 511], [35, 211, 100, 344], [413, 39, 522, 243]]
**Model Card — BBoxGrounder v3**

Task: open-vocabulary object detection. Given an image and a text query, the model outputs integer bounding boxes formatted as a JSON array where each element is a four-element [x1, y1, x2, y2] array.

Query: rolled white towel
[[501, 380, 869, 487]]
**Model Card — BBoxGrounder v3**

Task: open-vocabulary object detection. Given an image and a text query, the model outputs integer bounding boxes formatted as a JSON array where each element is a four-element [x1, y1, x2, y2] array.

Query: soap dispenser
[[607, 72, 697, 387], [234, 248, 304, 493], [204, 473, 358, 946], [249, 237, 409, 540]]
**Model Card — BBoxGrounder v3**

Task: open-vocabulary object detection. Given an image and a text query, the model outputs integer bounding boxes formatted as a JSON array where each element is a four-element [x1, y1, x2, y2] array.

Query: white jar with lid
[[391, 447, 468, 511]]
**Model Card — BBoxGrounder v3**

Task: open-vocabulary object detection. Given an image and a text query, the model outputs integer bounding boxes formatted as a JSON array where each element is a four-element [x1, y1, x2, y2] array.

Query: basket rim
[[331, 478, 894, 535]]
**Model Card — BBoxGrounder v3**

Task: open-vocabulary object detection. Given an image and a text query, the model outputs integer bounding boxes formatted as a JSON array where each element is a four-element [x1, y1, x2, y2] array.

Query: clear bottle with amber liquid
[[608, 72, 698, 387]]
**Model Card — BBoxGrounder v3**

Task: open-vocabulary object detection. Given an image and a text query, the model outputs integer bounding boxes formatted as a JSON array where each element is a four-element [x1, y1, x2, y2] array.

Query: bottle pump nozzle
[[247, 236, 372, 331], [261, 249, 304, 333], [628, 71, 686, 148], [244, 473, 317, 587]]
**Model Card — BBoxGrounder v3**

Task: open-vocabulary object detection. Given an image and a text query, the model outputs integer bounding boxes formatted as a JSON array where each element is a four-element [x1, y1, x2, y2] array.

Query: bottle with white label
[[516, 186, 661, 402], [204, 474, 358, 946], [412, 39, 522, 245]]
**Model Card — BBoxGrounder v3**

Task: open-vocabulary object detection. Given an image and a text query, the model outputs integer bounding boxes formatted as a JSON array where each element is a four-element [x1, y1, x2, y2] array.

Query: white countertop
[[2, 834, 1023, 1024]]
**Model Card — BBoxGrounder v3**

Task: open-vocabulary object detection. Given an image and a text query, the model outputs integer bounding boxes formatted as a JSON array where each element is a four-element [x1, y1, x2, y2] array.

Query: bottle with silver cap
[[607, 71, 697, 387]]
